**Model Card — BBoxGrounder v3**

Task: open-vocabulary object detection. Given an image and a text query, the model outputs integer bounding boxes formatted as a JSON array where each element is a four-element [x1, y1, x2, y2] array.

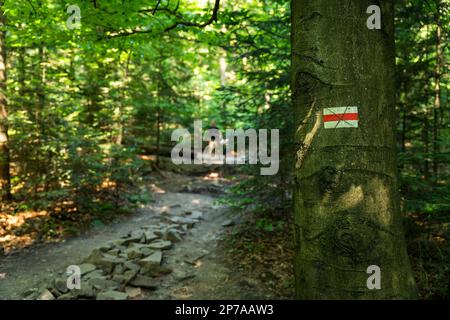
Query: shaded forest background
[[0, 0, 448, 299]]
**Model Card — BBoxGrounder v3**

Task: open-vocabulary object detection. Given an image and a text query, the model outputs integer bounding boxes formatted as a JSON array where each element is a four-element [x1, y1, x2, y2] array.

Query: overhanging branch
[[108, 0, 220, 39], [164, 0, 220, 31]]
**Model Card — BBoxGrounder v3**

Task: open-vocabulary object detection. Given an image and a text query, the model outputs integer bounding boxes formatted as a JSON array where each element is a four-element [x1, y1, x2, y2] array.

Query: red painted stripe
[[323, 113, 359, 122]]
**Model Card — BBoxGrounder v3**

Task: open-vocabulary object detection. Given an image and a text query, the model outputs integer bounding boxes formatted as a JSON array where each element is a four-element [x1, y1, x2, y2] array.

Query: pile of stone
[[26, 210, 203, 300]]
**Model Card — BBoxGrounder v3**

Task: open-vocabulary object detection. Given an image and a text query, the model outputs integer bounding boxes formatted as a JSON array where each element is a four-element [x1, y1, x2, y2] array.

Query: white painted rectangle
[[324, 120, 359, 129]]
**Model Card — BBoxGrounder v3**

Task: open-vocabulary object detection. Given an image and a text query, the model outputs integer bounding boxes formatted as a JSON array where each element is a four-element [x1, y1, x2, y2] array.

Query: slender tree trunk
[[36, 44, 49, 191], [400, 82, 408, 156], [399, 101, 406, 172], [0, 2, 11, 201], [18, 47, 26, 105], [85, 61, 104, 127], [116, 51, 132, 146], [219, 49, 227, 88], [424, 115, 430, 181], [401, 108, 407, 153], [292, 0, 417, 299], [432, 0, 442, 180], [37, 45, 46, 123], [156, 105, 161, 166]]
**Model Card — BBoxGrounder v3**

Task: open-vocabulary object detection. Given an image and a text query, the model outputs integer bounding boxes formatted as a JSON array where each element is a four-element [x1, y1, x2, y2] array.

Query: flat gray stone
[[127, 243, 155, 256], [98, 244, 114, 252], [111, 274, 126, 285], [123, 270, 138, 283], [144, 231, 159, 243], [166, 230, 183, 243], [163, 216, 197, 228], [129, 230, 145, 238], [124, 247, 143, 259], [83, 250, 126, 273], [107, 249, 121, 256], [118, 253, 128, 259], [54, 278, 69, 294], [140, 247, 154, 256], [124, 261, 141, 272], [140, 265, 172, 277], [147, 240, 172, 250], [153, 229, 166, 238], [221, 219, 235, 227], [57, 292, 74, 300], [129, 275, 158, 289], [89, 278, 119, 291], [128, 243, 150, 249], [113, 264, 125, 275], [97, 291, 128, 300], [109, 239, 128, 247], [185, 210, 203, 220], [79, 263, 97, 275], [112, 236, 141, 246], [71, 282, 95, 299], [37, 289, 55, 300], [139, 251, 162, 267], [125, 286, 142, 299], [83, 269, 104, 280], [139, 251, 168, 276], [174, 271, 196, 281]]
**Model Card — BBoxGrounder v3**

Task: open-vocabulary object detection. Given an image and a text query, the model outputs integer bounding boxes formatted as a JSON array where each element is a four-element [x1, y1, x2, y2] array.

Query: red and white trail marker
[[323, 106, 359, 129]]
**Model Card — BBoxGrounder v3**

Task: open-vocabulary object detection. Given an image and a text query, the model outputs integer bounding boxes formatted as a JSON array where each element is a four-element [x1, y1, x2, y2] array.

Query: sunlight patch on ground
[[171, 286, 193, 299], [159, 206, 171, 214], [0, 211, 63, 255], [150, 183, 166, 194], [207, 172, 219, 179], [0, 234, 35, 254], [0, 210, 48, 230], [0, 210, 49, 254]]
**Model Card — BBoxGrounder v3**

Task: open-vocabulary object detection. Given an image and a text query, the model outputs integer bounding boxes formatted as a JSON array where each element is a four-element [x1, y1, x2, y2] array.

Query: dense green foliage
[[0, 0, 448, 299]]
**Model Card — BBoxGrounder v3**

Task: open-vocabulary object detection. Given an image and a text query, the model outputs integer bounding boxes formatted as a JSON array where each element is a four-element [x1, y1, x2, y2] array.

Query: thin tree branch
[[164, 0, 221, 31], [152, 0, 162, 15], [108, 0, 220, 38]]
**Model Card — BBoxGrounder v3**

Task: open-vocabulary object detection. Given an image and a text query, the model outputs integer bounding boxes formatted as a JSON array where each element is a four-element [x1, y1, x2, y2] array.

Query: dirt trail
[[0, 172, 270, 300]]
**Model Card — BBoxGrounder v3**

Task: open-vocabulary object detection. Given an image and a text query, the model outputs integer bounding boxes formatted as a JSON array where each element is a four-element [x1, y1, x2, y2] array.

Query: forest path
[[0, 170, 270, 300]]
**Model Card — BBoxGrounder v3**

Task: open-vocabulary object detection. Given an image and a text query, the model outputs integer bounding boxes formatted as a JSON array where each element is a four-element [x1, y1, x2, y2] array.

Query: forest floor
[[0, 169, 293, 300]]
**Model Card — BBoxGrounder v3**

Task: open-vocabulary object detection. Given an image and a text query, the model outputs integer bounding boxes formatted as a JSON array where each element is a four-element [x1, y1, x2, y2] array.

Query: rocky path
[[0, 172, 270, 300]]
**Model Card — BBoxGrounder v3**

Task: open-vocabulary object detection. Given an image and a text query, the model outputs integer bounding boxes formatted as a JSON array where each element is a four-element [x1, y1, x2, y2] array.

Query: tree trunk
[[0, 2, 11, 201], [424, 115, 430, 181], [116, 50, 132, 146], [37, 44, 48, 188], [432, 0, 442, 180], [156, 105, 161, 166], [400, 82, 408, 156], [292, 0, 417, 299], [18, 47, 26, 107]]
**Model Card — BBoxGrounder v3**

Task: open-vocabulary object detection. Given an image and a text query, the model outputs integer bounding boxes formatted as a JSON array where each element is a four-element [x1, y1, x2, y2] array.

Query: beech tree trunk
[[291, 0, 417, 299]]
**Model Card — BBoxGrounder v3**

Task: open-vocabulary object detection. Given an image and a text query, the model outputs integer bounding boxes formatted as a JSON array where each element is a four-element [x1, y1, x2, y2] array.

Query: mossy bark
[[291, 0, 417, 299]]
